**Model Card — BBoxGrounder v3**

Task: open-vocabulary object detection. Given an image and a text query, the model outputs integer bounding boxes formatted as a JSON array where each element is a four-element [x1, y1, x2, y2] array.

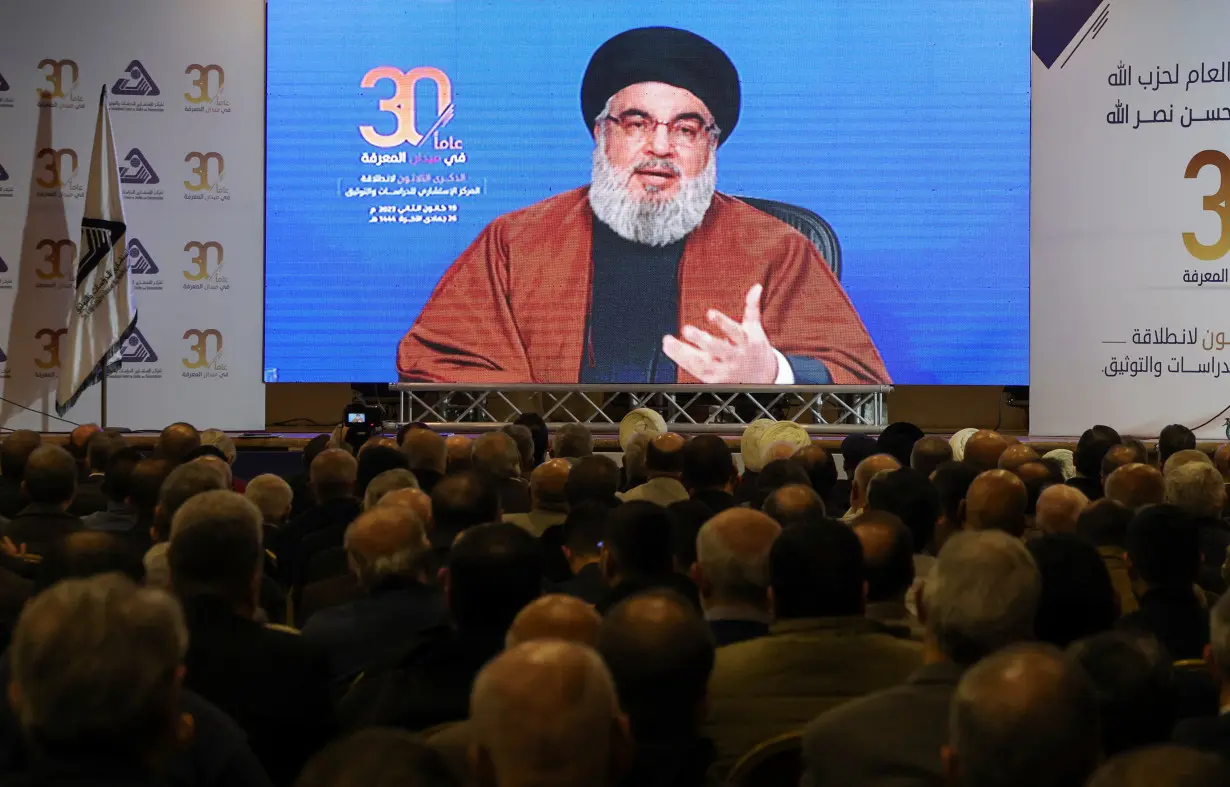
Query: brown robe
[[396, 187, 889, 384]]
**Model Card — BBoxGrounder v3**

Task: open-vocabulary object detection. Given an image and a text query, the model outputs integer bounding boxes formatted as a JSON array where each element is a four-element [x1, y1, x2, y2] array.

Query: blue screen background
[[265, 0, 1030, 384]]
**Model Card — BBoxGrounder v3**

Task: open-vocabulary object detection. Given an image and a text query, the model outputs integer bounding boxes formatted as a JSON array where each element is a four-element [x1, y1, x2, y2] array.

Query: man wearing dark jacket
[[0, 431, 41, 520], [274, 449, 360, 590], [1174, 592, 1230, 757], [596, 502, 700, 614], [2, 446, 82, 560], [682, 435, 737, 514]]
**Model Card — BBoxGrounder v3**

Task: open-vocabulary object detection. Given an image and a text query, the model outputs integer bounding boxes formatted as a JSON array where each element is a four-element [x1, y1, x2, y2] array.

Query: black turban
[[581, 27, 741, 147]]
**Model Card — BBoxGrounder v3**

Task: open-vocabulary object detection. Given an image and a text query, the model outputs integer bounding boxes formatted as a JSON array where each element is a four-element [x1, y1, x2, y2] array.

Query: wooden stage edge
[[31, 430, 1201, 455]]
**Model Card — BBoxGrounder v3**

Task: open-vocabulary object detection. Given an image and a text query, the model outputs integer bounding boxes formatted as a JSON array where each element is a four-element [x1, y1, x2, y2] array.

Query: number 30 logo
[[359, 67, 452, 149]]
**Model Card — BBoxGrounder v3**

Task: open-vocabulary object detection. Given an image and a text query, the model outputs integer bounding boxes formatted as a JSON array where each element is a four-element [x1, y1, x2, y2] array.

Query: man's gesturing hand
[[662, 284, 780, 384]]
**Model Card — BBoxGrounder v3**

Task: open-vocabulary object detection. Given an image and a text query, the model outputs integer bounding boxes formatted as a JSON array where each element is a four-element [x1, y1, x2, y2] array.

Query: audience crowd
[[1, 419, 1230, 787]]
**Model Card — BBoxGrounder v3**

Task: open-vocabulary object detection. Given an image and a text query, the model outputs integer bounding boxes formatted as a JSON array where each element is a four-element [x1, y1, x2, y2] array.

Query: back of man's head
[[472, 432, 522, 480], [1027, 534, 1119, 648], [402, 428, 447, 475], [447, 522, 542, 631], [1126, 504, 1200, 589], [962, 469, 1028, 537], [502, 424, 535, 473], [566, 455, 620, 507], [506, 594, 603, 649], [752, 458, 810, 509], [1165, 461, 1226, 518], [432, 470, 501, 537], [153, 461, 228, 541], [168, 490, 263, 607], [1068, 630, 1175, 757], [1105, 463, 1166, 510], [645, 433, 686, 476], [852, 453, 901, 505], [932, 460, 980, 529], [866, 466, 940, 552], [770, 520, 864, 619], [793, 444, 837, 497], [854, 510, 914, 603], [1158, 423, 1197, 466], [1077, 498, 1133, 549], [1087, 745, 1230, 787], [1164, 449, 1213, 478], [127, 459, 169, 526], [529, 459, 571, 512], [911, 435, 954, 477], [244, 473, 294, 524], [85, 431, 125, 475], [762, 484, 826, 528], [947, 644, 1100, 787], [922, 530, 1040, 665], [345, 506, 430, 591], [1100, 444, 1139, 481], [667, 499, 710, 571], [101, 446, 143, 506], [1073, 430, 1118, 482], [157, 422, 201, 467], [23, 445, 78, 506], [11, 574, 187, 762], [598, 591, 714, 739], [876, 422, 925, 467], [297, 729, 459, 787], [302, 434, 331, 472], [1035, 484, 1089, 535], [681, 435, 734, 492], [562, 502, 608, 561], [840, 434, 877, 476], [695, 508, 780, 606], [310, 448, 359, 502], [963, 430, 1010, 473], [66, 424, 101, 463], [470, 640, 624, 787], [604, 501, 674, 580], [513, 413, 550, 467], [0, 430, 42, 481], [35, 531, 145, 592], [552, 423, 594, 460], [355, 446, 411, 497], [362, 468, 419, 511], [445, 435, 473, 473]]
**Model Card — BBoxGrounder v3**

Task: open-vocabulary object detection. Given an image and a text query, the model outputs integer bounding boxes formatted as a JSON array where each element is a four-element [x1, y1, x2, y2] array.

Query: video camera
[[342, 401, 385, 452]]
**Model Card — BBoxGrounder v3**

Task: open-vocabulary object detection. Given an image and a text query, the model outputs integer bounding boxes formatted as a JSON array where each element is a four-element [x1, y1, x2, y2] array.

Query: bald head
[[310, 448, 358, 501], [948, 644, 1100, 787], [1100, 444, 1139, 481], [1034, 484, 1088, 535], [401, 428, 447, 475], [911, 435, 953, 477], [157, 422, 200, 467], [998, 444, 1039, 474], [964, 430, 1010, 473], [473, 432, 521, 480], [506, 595, 602, 649], [379, 487, 432, 526], [470, 640, 624, 787], [1104, 463, 1165, 510], [762, 483, 826, 527], [854, 511, 914, 602], [345, 506, 429, 589], [962, 469, 1028, 537], [445, 435, 473, 473], [695, 508, 780, 606], [852, 453, 901, 511], [67, 423, 101, 462], [530, 459, 571, 512], [645, 433, 686, 476]]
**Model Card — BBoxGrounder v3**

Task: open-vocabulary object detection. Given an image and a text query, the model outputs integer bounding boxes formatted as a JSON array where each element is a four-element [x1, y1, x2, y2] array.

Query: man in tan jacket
[[703, 519, 921, 779]]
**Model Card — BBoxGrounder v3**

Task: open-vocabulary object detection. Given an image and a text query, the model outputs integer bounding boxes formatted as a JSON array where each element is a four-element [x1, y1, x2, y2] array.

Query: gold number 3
[[1184, 150, 1230, 261]]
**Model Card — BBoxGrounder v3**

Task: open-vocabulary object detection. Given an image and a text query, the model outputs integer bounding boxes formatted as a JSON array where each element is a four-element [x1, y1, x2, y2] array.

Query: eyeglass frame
[[600, 109, 720, 149]]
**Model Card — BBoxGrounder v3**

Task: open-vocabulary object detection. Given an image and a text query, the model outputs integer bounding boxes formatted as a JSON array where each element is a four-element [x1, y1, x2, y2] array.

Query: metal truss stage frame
[[391, 384, 891, 434]]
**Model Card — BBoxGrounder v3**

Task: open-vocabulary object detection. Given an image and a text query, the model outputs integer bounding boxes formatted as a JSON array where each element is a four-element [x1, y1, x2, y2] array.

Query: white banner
[[0, 0, 265, 431], [1031, 0, 1230, 438]]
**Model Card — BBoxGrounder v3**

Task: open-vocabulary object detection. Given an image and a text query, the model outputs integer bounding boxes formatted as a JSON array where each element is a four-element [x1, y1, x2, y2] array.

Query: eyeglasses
[[604, 112, 716, 149]]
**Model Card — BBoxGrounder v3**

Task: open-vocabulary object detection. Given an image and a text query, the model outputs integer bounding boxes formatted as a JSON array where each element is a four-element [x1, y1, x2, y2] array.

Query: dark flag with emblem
[[56, 86, 137, 415]]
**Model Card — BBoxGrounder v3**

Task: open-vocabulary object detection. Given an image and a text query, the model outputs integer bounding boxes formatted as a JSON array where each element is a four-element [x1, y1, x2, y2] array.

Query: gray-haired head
[[622, 432, 651, 485], [695, 508, 781, 607], [85, 430, 126, 474], [153, 460, 230, 540], [1165, 461, 1227, 519], [502, 424, 535, 473], [362, 468, 420, 511], [345, 505, 431, 591], [472, 432, 522, 480], [200, 428, 236, 464], [553, 423, 594, 460], [168, 490, 264, 609], [11, 573, 187, 760], [923, 530, 1040, 666], [244, 473, 293, 524]]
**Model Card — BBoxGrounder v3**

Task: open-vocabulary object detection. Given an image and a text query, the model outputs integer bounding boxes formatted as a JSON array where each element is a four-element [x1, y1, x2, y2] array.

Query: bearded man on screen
[[397, 26, 888, 385]]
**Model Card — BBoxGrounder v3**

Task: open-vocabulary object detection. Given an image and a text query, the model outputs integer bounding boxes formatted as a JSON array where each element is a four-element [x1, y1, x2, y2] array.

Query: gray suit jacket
[[801, 661, 965, 787]]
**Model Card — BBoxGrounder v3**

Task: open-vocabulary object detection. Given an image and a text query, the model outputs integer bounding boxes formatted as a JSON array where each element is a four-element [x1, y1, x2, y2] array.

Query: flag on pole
[[55, 86, 138, 416]]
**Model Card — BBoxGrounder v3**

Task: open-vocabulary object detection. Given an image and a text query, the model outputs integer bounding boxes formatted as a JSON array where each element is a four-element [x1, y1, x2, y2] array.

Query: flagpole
[[99, 364, 107, 429]]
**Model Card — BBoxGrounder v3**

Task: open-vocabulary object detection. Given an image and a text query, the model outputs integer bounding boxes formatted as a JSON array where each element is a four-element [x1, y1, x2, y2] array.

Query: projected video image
[[265, 0, 1030, 385]]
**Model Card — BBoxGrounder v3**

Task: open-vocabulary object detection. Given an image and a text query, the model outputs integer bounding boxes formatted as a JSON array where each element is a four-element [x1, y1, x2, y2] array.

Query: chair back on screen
[[737, 197, 842, 280], [726, 730, 803, 787]]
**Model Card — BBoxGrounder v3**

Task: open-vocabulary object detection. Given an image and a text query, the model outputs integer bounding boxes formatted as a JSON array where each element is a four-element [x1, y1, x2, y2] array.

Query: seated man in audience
[[693, 508, 780, 646], [830, 434, 875, 518], [0, 431, 41, 519], [842, 452, 900, 522], [65, 423, 101, 483], [1034, 484, 1088, 535], [513, 413, 550, 467], [962, 429, 1009, 473], [599, 591, 717, 787], [342, 522, 543, 732], [430, 470, 502, 555], [620, 433, 650, 493], [794, 443, 839, 504], [1105, 462, 1166, 511], [244, 473, 294, 565], [123, 458, 169, 554], [802, 530, 1040, 787], [1164, 449, 1215, 479], [668, 499, 711, 575], [170, 490, 334, 786], [1173, 592, 1230, 758], [1159, 423, 1198, 468], [354, 445, 410, 501], [853, 510, 920, 638], [1028, 534, 1119, 648], [505, 458, 570, 537], [470, 640, 628, 787], [361, 469, 419, 512], [200, 430, 245, 493], [7, 575, 191, 787], [553, 502, 610, 605], [750, 458, 811, 510], [620, 433, 688, 506], [1077, 498, 1137, 614], [681, 435, 737, 514], [274, 449, 360, 588], [566, 455, 621, 509], [704, 519, 922, 779], [298, 729, 458, 787], [944, 644, 1101, 787], [998, 443, 1039, 475], [68, 431, 123, 516], [910, 435, 952, 477], [1120, 504, 1209, 660], [144, 462, 231, 588], [1166, 461, 1230, 592], [444, 435, 473, 473], [866, 467, 941, 574], [502, 424, 536, 479], [158, 422, 202, 468], [81, 446, 142, 535], [552, 423, 594, 461], [472, 433, 531, 514], [597, 501, 701, 613], [288, 434, 330, 519], [302, 506, 446, 687], [1088, 745, 1229, 787], [1101, 443, 1139, 486], [3, 445, 82, 560], [1068, 426, 1121, 501], [961, 469, 1028, 538], [402, 427, 447, 493], [876, 422, 924, 467], [930, 460, 979, 552], [1069, 630, 1175, 757], [762, 484, 826, 528]]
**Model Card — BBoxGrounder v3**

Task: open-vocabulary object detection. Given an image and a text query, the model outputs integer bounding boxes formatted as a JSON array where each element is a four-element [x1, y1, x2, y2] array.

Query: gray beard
[[588, 143, 717, 247]]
